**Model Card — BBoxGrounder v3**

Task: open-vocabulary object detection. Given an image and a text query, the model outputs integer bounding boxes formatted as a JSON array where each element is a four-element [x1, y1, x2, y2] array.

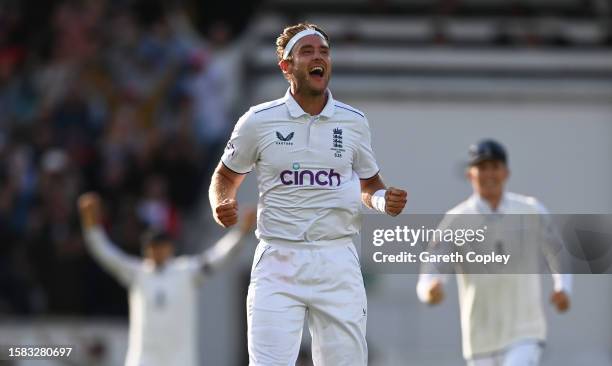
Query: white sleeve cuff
[[552, 273, 572, 295], [416, 273, 448, 303], [371, 189, 386, 213]]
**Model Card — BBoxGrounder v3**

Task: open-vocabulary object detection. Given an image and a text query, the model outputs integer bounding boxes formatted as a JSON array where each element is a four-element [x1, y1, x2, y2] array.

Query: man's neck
[[291, 86, 327, 116], [147, 259, 168, 271], [480, 193, 503, 212]]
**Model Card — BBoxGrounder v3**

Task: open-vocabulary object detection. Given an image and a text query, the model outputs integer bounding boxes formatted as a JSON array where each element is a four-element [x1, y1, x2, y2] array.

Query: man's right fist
[[214, 198, 238, 228], [78, 192, 101, 228]]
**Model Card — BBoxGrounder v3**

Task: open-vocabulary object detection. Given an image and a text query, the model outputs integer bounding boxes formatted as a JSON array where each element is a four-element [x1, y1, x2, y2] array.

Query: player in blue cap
[[417, 139, 572, 366]]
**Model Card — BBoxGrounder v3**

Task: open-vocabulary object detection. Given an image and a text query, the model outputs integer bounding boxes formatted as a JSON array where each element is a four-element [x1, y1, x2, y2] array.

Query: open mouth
[[309, 66, 325, 78]]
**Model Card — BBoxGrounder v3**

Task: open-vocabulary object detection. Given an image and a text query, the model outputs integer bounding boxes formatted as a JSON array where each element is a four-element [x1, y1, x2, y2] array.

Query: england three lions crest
[[331, 127, 345, 158]]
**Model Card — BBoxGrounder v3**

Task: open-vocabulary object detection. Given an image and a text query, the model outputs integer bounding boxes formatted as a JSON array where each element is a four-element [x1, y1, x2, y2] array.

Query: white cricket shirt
[[222, 89, 379, 244], [85, 228, 202, 366], [417, 192, 572, 359]]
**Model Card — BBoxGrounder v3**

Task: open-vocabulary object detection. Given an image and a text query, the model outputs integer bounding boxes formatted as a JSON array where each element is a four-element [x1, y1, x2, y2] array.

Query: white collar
[[470, 192, 509, 214], [283, 88, 336, 119]]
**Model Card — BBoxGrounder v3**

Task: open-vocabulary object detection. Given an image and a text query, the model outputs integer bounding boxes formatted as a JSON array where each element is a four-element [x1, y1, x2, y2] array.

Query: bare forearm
[[78, 193, 102, 229], [209, 165, 238, 210], [360, 175, 386, 208], [81, 214, 99, 229], [209, 162, 246, 227]]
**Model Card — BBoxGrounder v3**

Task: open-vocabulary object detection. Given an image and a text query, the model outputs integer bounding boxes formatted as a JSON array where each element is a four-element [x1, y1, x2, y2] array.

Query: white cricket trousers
[[247, 240, 368, 366], [467, 340, 542, 366]]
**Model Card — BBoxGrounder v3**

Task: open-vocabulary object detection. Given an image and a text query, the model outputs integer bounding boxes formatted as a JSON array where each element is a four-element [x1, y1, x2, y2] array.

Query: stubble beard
[[292, 71, 328, 97]]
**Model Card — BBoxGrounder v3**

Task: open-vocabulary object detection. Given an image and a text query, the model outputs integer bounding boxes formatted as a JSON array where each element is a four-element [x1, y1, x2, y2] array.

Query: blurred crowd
[[0, 0, 244, 316]]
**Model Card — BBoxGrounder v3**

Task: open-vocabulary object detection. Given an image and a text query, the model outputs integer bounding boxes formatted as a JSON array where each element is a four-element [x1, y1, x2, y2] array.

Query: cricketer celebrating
[[209, 22, 407, 366], [78, 192, 256, 366], [417, 139, 572, 366]]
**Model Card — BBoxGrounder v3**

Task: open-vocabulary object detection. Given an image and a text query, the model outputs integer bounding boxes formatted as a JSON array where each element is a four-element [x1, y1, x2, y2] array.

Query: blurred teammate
[[78, 192, 256, 366], [417, 139, 572, 366], [209, 22, 407, 365]]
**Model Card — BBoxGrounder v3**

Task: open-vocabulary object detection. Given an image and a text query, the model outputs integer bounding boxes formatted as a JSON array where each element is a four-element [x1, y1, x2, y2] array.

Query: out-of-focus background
[[0, 0, 611, 365]]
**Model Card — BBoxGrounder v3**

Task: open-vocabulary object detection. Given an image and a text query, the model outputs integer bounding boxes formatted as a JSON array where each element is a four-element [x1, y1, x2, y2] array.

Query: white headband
[[282, 29, 326, 60]]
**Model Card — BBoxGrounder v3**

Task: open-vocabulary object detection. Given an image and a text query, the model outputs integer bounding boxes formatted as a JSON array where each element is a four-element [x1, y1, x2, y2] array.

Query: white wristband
[[371, 189, 387, 213]]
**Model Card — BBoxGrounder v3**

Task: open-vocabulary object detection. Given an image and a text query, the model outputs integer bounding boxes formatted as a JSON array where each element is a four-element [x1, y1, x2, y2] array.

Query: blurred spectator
[[0, 0, 242, 317]]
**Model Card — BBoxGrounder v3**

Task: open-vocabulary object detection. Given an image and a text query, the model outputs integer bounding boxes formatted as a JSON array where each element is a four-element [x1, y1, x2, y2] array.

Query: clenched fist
[[385, 187, 408, 217], [426, 280, 445, 305], [551, 290, 570, 312], [78, 192, 102, 229], [214, 198, 239, 228]]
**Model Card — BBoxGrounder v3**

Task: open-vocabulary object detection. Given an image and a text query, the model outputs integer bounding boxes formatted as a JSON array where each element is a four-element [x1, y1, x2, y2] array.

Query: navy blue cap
[[468, 139, 508, 166]]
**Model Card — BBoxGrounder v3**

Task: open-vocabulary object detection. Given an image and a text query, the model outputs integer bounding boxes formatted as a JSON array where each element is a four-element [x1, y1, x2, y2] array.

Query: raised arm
[[78, 193, 139, 287], [199, 207, 257, 274], [360, 173, 407, 216], [209, 162, 247, 228]]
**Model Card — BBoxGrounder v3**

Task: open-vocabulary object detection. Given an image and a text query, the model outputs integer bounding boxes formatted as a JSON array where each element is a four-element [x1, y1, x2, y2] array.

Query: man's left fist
[[385, 187, 407, 217], [551, 290, 570, 312]]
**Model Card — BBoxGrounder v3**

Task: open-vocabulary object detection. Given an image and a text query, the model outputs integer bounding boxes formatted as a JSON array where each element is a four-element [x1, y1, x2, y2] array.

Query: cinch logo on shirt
[[280, 168, 341, 186]]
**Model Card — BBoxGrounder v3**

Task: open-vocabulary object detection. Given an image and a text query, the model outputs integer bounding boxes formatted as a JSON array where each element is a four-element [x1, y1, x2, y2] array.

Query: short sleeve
[[353, 117, 380, 179], [221, 111, 258, 174]]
